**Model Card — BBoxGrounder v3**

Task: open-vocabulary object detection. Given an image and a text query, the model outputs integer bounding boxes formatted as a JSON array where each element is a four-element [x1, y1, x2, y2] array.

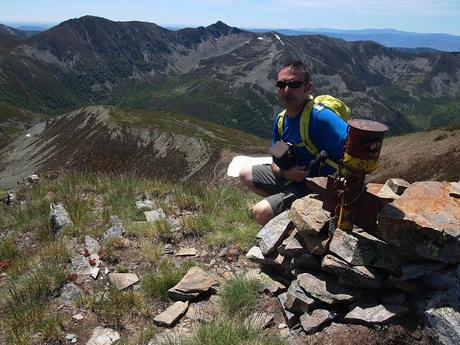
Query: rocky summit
[[247, 177, 460, 344]]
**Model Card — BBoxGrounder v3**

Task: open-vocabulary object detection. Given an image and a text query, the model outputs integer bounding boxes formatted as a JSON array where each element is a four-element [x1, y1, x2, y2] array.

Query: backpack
[[277, 95, 351, 171]]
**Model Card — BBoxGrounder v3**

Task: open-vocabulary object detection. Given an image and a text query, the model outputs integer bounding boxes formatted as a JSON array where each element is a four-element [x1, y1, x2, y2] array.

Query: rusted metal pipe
[[336, 119, 389, 232]]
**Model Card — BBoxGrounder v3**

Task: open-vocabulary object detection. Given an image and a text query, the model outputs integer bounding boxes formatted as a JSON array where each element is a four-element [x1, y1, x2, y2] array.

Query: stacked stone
[[246, 179, 460, 341]]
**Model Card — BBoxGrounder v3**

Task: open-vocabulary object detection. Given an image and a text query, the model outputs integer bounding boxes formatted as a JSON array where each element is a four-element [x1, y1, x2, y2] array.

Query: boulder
[[101, 216, 124, 246], [85, 235, 101, 256], [49, 203, 73, 233], [329, 228, 401, 273], [289, 195, 330, 235], [256, 211, 292, 255], [376, 181, 460, 263]]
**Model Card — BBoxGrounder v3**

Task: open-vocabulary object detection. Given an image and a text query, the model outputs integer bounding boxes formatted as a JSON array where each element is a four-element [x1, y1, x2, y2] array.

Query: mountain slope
[[0, 105, 268, 188]]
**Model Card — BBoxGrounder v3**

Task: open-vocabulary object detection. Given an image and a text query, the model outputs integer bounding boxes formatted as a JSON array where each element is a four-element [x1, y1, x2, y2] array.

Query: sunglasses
[[276, 80, 305, 89]]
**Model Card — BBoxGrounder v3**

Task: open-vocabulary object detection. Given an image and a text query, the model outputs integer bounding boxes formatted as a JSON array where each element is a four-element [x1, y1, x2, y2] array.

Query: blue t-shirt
[[272, 104, 349, 177]]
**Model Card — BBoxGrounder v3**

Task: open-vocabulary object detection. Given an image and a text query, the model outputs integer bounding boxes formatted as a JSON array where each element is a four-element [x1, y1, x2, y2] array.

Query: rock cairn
[[247, 178, 460, 343]]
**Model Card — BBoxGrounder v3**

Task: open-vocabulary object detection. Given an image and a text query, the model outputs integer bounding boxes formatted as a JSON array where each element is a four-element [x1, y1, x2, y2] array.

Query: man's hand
[[283, 165, 309, 182]]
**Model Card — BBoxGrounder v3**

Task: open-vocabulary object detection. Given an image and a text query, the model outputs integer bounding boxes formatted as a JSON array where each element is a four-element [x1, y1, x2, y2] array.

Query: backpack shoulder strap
[[277, 110, 286, 137], [299, 99, 340, 171]]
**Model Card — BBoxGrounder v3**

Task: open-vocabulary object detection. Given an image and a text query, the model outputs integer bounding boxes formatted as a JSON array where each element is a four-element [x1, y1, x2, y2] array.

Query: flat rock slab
[[321, 254, 383, 289], [86, 326, 120, 345], [175, 247, 197, 256], [244, 312, 274, 329], [329, 228, 401, 272], [345, 304, 408, 324], [297, 272, 358, 305], [285, 279, 316, 313], [154, 301, 189, 327], [108, 273, 139, 290], [256, 211, 291, 255], [168, 266, 218, 300], [289, 196, 330, 235], [377, 182, 460, 263], [300, 309, 335, 334]]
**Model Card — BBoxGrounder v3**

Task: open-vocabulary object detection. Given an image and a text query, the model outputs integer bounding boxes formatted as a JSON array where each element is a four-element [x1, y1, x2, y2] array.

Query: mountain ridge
[[0, 16, 459, 138]]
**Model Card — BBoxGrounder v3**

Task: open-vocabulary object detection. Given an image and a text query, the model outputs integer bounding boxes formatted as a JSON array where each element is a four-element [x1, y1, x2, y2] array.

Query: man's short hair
[[281, 61, 310, 83]]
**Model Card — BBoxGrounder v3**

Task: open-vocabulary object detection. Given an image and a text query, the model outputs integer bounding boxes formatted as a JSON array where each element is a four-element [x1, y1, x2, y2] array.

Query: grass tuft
[[218, 275, 261, 318], [141, 259, 196, 302], [83, 287, 138, 328], [160, 316, 286, 345]]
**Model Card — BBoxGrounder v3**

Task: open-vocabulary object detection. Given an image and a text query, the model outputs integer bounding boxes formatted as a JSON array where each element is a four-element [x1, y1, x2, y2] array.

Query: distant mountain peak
[[205, 20, 244, 35]]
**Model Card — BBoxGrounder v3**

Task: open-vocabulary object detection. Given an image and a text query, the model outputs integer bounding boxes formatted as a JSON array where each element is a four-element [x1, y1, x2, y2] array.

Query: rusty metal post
[[336, 119, 388, 232]]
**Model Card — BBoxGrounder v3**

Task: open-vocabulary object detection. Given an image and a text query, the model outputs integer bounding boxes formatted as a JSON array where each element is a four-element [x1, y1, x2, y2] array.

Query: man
[[239, 61, 348, 225]]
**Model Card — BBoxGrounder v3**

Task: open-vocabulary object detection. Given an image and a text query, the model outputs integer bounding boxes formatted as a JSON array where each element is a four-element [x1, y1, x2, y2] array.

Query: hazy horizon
[[1, 0, 459, 35], [3, 18, 460, 38]]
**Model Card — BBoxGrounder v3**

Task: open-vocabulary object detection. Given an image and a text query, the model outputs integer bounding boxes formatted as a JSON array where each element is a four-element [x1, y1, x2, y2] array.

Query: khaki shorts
[[252, 164, 310, 217]]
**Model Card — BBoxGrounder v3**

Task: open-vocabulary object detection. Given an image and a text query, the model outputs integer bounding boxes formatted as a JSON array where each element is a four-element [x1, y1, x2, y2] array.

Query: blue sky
[[1, 0, 459, 35]]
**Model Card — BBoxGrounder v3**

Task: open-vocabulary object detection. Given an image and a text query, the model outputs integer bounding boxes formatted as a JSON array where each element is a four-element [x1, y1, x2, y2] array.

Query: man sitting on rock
[[239, 61, 348, 226]]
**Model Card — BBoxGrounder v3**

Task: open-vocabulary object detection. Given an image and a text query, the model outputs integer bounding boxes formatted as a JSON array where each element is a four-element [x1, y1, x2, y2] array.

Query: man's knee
[[252, 200, 274, 226], [239, 165, 253, 188]]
